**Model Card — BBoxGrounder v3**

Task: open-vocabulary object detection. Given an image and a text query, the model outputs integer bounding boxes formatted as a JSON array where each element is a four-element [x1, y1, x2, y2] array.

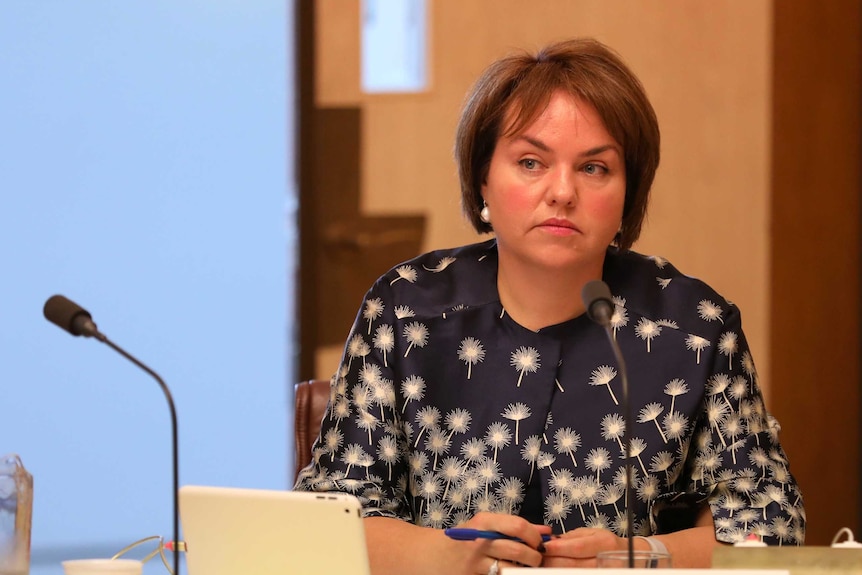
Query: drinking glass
[[0, 455, 32, 575], [596, 550, 672, 568], [62, 559, 143, 575]]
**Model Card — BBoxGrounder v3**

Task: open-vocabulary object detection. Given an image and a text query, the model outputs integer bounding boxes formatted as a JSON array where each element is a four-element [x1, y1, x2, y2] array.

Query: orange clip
[[164, 541, 187, 552]]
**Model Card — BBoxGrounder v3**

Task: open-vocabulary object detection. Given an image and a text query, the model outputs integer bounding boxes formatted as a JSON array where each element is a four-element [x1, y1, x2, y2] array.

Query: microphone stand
[[598, 324, 635, 568], [581, 281, 635, 568], [43, 296, 180, 575], [99, 336, 180, 575]]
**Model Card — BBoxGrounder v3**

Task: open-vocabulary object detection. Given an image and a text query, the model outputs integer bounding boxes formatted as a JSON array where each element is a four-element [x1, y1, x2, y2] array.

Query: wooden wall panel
[[770, 0, 861, 545], [315, 0, 361, 106]]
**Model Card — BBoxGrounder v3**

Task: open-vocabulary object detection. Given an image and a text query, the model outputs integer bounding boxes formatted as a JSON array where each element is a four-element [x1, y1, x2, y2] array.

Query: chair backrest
[[293, 379, 331, 482]]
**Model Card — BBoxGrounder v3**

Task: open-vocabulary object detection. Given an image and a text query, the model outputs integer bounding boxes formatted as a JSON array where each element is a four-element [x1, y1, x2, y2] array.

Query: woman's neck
[[496, 254, 604, 331]]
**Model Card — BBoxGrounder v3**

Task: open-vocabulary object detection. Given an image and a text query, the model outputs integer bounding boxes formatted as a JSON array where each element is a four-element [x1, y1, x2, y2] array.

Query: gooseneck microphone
[[43, 295, 180, 575], [582, 280, 635, 568]]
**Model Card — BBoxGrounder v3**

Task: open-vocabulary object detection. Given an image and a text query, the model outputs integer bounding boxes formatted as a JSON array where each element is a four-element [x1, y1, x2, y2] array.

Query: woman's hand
[[364, 514, 550, 575], [540, 527, 634, 568], [452, 512, 550, 573]]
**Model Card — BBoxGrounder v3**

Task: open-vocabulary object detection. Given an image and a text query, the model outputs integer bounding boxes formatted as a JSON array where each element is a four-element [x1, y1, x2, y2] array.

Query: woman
[[295, 38, 804, 573]]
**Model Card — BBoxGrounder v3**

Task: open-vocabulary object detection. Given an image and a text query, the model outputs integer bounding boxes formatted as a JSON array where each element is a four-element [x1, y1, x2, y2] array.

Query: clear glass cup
[[0, 454, 32, 575], [62, 559, 143, 575], [596, 550, 672, 568]]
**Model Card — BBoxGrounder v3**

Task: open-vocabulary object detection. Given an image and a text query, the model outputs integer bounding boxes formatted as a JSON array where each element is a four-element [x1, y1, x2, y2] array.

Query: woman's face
[[481, 90, 626, 275]]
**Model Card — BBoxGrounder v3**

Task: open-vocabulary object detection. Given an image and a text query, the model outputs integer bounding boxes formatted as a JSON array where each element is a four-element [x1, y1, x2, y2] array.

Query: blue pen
[[445, 528, 553, 543]]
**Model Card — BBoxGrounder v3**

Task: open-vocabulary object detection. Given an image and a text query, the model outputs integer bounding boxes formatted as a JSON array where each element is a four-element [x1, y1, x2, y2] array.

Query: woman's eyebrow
[[514, 136, 621, 158], [580, 144, 622, 158], [517, 135, 551, 152]]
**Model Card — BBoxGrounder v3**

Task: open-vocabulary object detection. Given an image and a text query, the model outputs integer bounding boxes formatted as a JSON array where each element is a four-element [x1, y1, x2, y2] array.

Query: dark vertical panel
[[296, 0, 317, 379], [311, 108, 362, 343], [296, 3, 427, 380], [309, 107, 427, 347], [859, 6, 862, 535], [771, 0, 861, 545]]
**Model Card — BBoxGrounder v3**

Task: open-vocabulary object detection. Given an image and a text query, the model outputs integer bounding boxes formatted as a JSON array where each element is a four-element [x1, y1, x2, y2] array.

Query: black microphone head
[[43, 294, 100, 338], [581, 280, 614, 327]]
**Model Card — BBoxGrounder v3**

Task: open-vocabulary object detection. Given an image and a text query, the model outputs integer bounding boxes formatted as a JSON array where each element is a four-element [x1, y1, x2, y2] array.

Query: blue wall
[[0, 2, 291, 572]]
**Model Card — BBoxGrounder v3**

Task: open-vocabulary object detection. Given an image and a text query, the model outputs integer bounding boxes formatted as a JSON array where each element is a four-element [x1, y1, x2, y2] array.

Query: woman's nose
[[546, 169, 577, 206]]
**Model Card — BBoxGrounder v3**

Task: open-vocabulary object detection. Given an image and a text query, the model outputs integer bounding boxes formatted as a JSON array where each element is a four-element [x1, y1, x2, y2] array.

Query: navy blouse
[[294, 239, 805, 545]]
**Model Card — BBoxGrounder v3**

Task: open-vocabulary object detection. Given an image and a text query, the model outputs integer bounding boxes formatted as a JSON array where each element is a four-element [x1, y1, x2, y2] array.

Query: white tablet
[[179, 485, 370, 575]]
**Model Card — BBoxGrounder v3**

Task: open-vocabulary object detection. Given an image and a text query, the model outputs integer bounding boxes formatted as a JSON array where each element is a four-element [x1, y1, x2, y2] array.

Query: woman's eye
[[520, 159, 539, 170], [583, 163, 607, 175]]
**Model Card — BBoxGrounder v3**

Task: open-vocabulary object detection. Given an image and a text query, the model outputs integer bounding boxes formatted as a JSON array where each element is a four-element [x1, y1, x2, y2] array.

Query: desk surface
[[712, 546, 862, 574]]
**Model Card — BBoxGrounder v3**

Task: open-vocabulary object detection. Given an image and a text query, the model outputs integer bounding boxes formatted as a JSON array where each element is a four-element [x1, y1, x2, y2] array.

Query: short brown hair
[[455, 38, 660, 251]]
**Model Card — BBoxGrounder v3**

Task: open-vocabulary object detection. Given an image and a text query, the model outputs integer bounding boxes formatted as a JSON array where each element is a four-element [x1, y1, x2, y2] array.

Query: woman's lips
[[539, 218, 580, 235]]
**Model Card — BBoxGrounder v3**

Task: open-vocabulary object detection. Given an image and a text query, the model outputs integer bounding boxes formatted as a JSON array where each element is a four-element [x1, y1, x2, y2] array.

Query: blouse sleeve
[[654, 304, 806, 545], [293, 278, 415, 522]]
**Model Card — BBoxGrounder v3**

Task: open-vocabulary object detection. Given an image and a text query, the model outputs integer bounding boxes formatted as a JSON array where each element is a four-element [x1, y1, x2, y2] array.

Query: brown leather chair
[[293, 379, 331, 481]]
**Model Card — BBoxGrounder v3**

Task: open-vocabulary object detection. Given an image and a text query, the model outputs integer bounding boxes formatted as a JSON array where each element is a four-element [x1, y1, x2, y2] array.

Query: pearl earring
[[480, 204, 491, 224]]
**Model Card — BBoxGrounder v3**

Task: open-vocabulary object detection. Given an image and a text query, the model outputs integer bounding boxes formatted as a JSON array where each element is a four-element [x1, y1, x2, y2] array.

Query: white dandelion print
[[637, 475, 660, 504], [400, 375, 425, 413], [458, 337, 486, 379], [390, 265, 417, 285], [403, 322, 429, 357], [589, 365, 619, 405], [439, 457, 465, 500], [634, 318, 662, 352], [394, 305, 415, 319], [363, 297, 384, 334], [424, 427, 451, 469], [510, 346, 541, 387], [444, 408, 472, 440], [650, 255, 668, 268], [346, 333, 370, 370], [323, 428, 344, 462], [610, 297, 629, 339], [536, 452, 556, 473], [413, 405, 441, 448], [698, 299, 724, 324], [355, 409, 379, 444], [719, 331, 738, 370], [373, 324, 394, 367], [520, 435, 542, 483], [599, 484, 624, 516], [663, 378, 689, 413], [544, 492, 571, 532], [721, 414, 744, 464], [649, 451, 674, 483], [484, 422, 513, 463], [656, 277, 671, 289], [637, 402, 667, 442], [705, 396, 729, 447], [422, 256, 456, 272], [476, 458, 501, 498], [341, 443, 370, 476], [554, 427, 582, 467], [741, 350, 757, 385], [685, 334, 711, 364], [708, 373, 733, 412], [358, 362, 382, 387], [502, 402, 532, 443], [376, 435, 399, 480], [330, 398, 350, 427], [585, 447, 612, 481], [600, 413, 626, 452], [496, 477, 525, 514], [460, 437, 486, 463], [628, 437, 649, 476]]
